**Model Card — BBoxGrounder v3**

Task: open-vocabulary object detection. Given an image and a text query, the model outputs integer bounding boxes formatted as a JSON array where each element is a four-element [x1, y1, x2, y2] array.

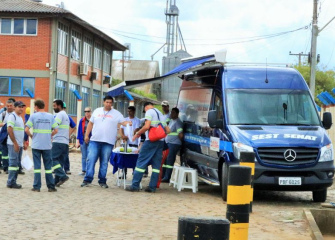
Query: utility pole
[[310, 0, 335, 98], [289, 51, 309, 66], [310, 0, 318, 98]]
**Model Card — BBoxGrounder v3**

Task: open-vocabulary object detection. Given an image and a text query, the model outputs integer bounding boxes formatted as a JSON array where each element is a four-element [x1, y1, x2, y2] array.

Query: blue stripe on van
[[184, 133, 233, 152]]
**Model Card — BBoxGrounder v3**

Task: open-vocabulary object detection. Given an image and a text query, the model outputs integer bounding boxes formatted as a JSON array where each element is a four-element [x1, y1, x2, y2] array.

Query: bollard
[[239, 152, 255, 213], [178, 216, 230, 240], [226, 165, 251, 240]]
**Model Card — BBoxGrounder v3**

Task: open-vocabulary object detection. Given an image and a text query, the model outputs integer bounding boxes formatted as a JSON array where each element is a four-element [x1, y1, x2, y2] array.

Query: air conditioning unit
[[90, 71, 98, 81], [79, 62, 88, 75]]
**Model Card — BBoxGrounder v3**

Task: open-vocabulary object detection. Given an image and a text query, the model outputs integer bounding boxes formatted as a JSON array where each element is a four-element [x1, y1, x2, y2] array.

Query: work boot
[[18, 169, 25, 175], [31, 188, 40, 192], [144, 186, 156, 193], [65, 170, 71, 175], [125, 186, 140, 192], [99, 183, 109, 188], [81, 181, 90, 187], [56, 176, 69, 187], [48, 188, 57, 192], [7, 183, 22, 189]]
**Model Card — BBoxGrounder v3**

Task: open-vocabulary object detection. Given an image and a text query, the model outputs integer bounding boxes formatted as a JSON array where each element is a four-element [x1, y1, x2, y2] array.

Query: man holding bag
[[126, 102, 170, 193], [25, 99, 58, 192]]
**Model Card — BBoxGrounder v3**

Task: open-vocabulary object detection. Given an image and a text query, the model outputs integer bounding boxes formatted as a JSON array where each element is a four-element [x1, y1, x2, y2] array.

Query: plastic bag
[[21, 151, 33, 170]]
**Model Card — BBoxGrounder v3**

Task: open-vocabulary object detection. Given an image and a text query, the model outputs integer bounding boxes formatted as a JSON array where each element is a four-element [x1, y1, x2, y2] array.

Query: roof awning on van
[[108, 55, 217, 98]]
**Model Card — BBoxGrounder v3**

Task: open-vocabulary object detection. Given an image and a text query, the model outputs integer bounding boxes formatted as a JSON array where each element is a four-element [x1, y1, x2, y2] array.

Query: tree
[[294, 64, 335, 105]]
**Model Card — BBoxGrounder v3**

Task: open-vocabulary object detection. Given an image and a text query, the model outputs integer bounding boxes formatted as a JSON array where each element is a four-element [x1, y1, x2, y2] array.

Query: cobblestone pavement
[[0, 150, 334, 239]]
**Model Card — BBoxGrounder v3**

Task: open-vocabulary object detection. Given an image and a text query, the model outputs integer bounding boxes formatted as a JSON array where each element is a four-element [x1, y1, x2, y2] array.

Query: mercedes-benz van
[[177, 59, 334, 202]]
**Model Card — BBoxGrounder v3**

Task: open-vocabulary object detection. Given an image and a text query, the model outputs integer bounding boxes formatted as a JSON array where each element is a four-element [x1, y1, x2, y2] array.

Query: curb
[[303, 209, 324, 240]]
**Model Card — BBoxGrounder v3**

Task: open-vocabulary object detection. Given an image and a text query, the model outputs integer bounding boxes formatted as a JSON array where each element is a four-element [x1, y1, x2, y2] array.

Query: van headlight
[[319, 144, 333, 162], [233, 143, 255, 161]]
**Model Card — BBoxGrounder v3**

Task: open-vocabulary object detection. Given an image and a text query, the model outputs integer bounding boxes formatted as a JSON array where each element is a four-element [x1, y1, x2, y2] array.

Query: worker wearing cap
[[6, 101, 27, 189]]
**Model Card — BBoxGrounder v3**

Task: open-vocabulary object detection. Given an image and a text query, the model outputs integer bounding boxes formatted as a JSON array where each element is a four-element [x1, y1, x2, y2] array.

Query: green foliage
[[129, 88, 157, 100], [111, 78, 123, 87], [154, 105, 163, 112], [294, 64, 335, 105]]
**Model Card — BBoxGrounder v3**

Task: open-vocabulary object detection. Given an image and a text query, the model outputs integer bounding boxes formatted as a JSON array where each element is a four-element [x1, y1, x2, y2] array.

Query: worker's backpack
[[0, 114, 16, 145]]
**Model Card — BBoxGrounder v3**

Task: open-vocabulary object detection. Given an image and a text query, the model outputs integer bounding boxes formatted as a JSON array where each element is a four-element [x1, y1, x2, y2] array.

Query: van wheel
[[312, 189, 327, 202], [221, 162, 229, 201]]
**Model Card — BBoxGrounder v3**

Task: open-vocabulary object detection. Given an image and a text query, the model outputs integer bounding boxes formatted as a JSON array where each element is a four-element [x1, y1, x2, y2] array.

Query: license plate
[[279, 177, 301, 185]]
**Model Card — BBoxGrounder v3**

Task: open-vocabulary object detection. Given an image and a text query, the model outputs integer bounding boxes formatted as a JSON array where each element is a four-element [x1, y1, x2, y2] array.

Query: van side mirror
[[208, 110, 223, 128], [322, 112, 332, 130]]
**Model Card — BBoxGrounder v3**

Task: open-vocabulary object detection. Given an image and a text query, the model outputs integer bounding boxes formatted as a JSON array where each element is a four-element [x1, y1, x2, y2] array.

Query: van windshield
[[226, 89, 321, 126]]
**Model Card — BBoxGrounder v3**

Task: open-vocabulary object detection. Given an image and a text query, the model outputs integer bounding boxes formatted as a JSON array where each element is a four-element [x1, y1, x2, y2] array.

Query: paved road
[[0, 150, 334, 239]]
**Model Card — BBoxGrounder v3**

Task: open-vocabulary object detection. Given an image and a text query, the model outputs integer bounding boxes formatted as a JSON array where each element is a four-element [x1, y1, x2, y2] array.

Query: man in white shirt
[[81, 96, 132, 188], [120, 106, 141, 148]]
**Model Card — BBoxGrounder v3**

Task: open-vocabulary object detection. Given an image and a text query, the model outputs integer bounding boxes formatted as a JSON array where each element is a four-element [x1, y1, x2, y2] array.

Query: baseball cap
[[63, 102, 67, 108], [161, 100, 169, 106], [14, 101, 26, 107]]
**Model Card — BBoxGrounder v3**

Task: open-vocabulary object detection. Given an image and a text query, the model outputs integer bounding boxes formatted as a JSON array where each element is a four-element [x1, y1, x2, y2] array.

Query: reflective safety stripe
[[59, 125, 69, 129], [152, 169, 160, 173], [45, 170, 53, 174], [34, 169, 41, 173], [7, 121, 15, 126], [0, 151, 2, 154], [55, 118, 61, 124], [177, 128, 183, 133], [151, 121, 161, 124], [2, 156, 9, 159], [52, 123, 58, 128], [13, 127, 24, 131], [26, 121, 33, 127], [8, 167, 19, 171], [145, 115, 152, 120], [135, 167, 145, 173], [53, 164, 61, 170], [168, 132, 178, 136], [163, 164, 173, 169], [33, 129, 52, 133]]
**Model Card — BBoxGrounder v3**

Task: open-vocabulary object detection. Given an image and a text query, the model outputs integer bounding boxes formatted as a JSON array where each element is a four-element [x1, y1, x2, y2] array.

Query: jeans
[[162, 143, 181, 181], [80, 143, 89, 172], [132, 141, 164, 190], [7, 144, 22, 186], [32, 149, 55, 189], [52, 142, 68, 184], [84, 141, 113, 184], [1, 143, 9, 170], [64, 154, 70, 172]]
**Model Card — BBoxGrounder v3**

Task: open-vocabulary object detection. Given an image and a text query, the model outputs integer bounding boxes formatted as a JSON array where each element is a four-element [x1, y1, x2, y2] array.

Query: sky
[[43, 0, 335, 72]]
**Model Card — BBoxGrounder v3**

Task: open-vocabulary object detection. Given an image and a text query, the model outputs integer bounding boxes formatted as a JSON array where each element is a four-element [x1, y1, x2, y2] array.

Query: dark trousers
[[52, 142, 68, 184]]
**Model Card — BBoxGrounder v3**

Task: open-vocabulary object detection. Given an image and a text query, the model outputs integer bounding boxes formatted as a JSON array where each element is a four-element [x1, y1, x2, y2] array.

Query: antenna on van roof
[[265, 58, 269, 83]]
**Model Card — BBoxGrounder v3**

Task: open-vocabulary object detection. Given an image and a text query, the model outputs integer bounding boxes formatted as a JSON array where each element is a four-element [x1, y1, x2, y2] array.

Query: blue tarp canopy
[[108, 55, 216, 97]]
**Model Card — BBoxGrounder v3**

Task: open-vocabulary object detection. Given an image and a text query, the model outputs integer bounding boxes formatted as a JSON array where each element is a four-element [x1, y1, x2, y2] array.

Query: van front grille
[[257, 147, 319, 166]]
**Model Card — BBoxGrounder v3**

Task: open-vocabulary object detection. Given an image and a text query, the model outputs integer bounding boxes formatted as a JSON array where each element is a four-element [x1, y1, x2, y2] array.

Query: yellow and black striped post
[[240, 152, 255, 213], [226, 165, 251, 240]]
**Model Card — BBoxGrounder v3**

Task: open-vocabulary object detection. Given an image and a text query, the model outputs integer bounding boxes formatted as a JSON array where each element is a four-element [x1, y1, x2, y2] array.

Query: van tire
[[312, 189, 327, 202], [221, 162, 229, 201]]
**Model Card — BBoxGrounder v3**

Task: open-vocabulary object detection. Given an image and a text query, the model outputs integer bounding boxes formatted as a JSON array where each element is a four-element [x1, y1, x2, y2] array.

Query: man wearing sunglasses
[[76, 107, 92, 176]]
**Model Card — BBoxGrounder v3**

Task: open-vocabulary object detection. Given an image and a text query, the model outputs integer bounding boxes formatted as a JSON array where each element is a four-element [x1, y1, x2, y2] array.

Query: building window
[[0, 18, 37, 35], [83, 36, 93, 65], [71, 30, 81, 61], [82, 87, 90, 115], [58, 22, 69, 55], [103, 50, 111, 73], [92, 90, 101, 110], [0, 77, 35, 96], [68, 83, 80, 115], [55, 80, 66, 101], [94, 43, 102, 69]]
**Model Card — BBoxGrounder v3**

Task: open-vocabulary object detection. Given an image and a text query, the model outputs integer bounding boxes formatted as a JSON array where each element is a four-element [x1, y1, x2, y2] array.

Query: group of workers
[[0, 95, 184, 193]]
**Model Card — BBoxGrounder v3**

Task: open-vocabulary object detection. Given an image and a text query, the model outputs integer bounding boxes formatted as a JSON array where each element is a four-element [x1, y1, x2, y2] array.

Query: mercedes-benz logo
[[284, 149, 297, 162]]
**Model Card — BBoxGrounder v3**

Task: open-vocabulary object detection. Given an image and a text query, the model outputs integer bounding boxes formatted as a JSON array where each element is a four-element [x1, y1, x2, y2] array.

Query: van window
[[214, 94, 223, 120], [178, 88, 213, 126], [226, 89, 320, 125]]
